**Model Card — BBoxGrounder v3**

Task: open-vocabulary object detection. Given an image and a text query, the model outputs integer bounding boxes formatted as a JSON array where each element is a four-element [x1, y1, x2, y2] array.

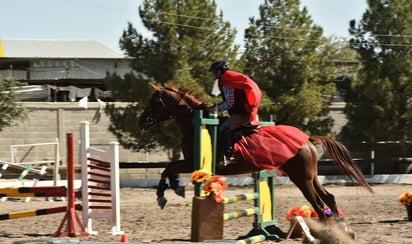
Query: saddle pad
[[233, 125, 309, 170]]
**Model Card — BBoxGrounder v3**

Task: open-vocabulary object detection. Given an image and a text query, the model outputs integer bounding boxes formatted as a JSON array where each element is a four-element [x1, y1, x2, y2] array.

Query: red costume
[[219, 70, 262, 125]]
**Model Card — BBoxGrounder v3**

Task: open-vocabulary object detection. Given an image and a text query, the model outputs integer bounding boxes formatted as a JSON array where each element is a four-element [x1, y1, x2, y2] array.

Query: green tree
[[121, 0, 238, 90], [242, 0, 337, 135], [0, 75, 27, 130], [104, 72, 158, 152], [105, 0, 239, 154], [343, 0, 412, 141]]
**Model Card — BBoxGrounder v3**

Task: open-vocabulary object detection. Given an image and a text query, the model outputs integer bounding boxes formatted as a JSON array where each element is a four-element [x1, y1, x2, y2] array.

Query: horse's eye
[[146, 116, 155, 126]]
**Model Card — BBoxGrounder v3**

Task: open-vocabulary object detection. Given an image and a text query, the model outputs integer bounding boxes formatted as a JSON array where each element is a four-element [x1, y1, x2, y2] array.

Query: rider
[[208, 61, 262, 165]]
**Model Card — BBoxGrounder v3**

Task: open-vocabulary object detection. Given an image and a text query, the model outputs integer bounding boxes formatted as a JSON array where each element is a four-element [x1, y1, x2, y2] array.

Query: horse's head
[[138, 83, 206, 130]]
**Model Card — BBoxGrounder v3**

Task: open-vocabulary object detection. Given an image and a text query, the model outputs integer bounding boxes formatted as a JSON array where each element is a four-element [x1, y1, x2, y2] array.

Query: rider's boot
[[221, 129, 237, 166]]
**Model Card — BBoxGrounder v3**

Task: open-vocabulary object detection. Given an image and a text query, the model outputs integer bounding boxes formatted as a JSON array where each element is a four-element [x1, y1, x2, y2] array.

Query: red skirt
[[233, 125, 309, 171]]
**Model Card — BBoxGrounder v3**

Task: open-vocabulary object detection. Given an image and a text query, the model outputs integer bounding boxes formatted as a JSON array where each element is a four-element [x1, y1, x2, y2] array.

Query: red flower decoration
[[202, 175, 228, 203], [286, 205, 344, 221]]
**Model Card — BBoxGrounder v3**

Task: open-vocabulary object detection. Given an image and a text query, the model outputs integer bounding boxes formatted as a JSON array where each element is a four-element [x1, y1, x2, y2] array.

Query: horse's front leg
[[156, 159, 192, 209], [156, 177, 168, 209], [168, 173, 185, 198]]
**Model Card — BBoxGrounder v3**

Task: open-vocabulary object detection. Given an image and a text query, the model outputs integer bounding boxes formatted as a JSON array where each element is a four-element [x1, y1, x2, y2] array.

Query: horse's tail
[[310, 135, 375, 194]]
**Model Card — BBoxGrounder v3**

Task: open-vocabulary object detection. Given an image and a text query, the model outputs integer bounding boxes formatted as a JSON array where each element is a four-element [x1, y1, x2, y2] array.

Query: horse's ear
[[164, 82, 172, 89], [150, 83, 161, 91]]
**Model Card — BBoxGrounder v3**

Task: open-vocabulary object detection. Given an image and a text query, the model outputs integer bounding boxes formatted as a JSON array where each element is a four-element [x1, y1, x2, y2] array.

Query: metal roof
[[0, 39, 126, 59]]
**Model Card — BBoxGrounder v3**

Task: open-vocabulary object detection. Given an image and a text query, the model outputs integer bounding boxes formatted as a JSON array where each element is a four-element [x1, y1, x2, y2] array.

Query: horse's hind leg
[[281, 166, 326, 222], [313, 178, 355, 238], [313, 178, 339, 220], [281, 144, 327, 223], [288, 173, 326, 222], [307, 139, 343, 223]]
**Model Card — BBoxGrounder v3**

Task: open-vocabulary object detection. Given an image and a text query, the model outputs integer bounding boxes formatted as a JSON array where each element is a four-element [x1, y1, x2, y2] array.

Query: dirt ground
[[0, 184, 411, 244]]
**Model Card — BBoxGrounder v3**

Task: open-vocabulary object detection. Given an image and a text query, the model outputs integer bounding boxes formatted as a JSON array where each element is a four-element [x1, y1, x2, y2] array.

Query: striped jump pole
[[223, 193, 260, 221], [0, 186, 81, 199], [223, 192, 259, 204], [0, 186, 67, 198], [0, 204, 82, 220], [236, 235, 266, 244], [80, 121, 123, 236], [223, 193, 260, 222], [224, 207, 260, 221]]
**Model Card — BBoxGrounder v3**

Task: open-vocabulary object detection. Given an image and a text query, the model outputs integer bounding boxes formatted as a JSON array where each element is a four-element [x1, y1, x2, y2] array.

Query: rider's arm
[[215, 85, 235, 111]]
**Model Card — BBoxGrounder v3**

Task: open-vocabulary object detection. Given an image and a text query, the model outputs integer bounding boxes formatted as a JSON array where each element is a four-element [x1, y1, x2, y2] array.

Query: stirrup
[[220, 155, 238, 166]]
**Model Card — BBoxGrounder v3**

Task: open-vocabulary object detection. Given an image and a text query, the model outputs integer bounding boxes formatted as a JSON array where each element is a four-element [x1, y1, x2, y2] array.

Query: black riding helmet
[[209, 61, 229, 73]]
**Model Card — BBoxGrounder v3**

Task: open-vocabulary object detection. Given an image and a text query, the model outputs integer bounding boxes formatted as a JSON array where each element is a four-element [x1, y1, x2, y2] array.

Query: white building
[[0, 38, 134, 101]]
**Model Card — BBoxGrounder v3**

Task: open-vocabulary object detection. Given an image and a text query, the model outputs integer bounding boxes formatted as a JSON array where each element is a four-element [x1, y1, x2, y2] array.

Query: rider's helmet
[[208, 61, 229, 74]]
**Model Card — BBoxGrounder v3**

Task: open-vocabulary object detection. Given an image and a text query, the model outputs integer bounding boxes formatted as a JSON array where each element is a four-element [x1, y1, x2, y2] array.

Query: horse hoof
[[337, 222, 355, 239], [174, 186, 185, 198], [157, 197, 167, 209]]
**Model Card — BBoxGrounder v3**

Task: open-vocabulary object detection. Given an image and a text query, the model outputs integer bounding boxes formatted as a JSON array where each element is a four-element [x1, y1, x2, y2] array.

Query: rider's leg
[[219, 114, 250, 165], [221, 128, 233, 164]]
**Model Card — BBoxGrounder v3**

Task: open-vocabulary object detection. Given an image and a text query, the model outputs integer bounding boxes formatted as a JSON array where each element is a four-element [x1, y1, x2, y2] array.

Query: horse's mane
[[164, 83, 205, 104], [163, 83, 209, 115]]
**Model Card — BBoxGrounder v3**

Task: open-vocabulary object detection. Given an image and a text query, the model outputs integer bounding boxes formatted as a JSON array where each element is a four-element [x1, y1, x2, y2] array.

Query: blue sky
[[0, 0, 367, 53]]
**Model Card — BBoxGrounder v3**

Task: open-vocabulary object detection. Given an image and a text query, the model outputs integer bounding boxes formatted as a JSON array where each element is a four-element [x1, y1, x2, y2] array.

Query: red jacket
[[219, 70, 262, 124]]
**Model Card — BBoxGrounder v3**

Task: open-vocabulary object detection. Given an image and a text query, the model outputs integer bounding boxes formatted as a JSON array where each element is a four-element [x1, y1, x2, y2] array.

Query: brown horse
[[138, 83, 374, 224]]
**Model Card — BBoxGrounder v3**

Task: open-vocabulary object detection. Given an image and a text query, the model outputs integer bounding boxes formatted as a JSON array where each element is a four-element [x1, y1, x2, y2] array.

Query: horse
[[138, 83, 374, 225]]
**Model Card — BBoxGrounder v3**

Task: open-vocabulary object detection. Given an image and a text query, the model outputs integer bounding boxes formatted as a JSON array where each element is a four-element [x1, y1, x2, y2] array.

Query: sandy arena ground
[[0, 184, 411, 244]]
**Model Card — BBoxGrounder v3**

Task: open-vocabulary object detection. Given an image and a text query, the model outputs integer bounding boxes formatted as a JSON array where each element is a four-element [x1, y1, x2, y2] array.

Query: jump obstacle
[[191, 110, 285, 243], [0, 134, 88, 237], [0, 140, 60, 202], [0, 160, 46, 181], [0, 122, 122, 237], [80, 121, 123, 236], [0, 161, 48, 202], [10, 140, 61, 186]]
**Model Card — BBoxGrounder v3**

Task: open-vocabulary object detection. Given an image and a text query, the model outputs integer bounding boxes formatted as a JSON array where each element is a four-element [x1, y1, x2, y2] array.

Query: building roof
[[0, 39, 126, 59]]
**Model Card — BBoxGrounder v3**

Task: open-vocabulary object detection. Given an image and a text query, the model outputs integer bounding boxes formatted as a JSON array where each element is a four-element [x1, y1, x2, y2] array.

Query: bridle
[[143, 87, 186, 128]]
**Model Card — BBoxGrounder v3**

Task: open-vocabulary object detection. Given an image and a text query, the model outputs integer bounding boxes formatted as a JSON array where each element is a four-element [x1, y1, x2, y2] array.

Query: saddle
[[231, 122, 261, 141], [217, 121, 261, 166]]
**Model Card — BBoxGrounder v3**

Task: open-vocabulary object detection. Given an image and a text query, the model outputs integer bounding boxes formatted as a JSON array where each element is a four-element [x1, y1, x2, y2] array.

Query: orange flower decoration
[[286, 205, 315, 221], [286, 205, 345, 221], [286, 207, 304, 221], [399, 191, 412, 205], [300, 205, 313, 217], [202, 175, 228, 203], [191, 169, 212, 183]]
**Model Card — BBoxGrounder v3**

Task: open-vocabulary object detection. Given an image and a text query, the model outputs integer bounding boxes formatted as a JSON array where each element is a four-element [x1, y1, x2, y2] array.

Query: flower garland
[[399, 191, 412, 205], [191, 169, 228, 203], [286, 205, 344, 221]]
